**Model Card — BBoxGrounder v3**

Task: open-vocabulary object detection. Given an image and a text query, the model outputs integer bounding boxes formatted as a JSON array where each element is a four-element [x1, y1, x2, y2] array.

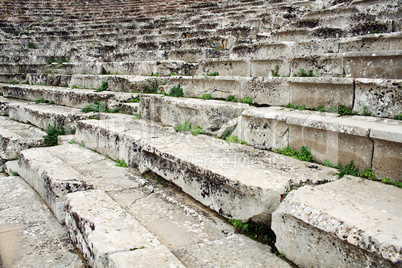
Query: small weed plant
[[79, 141, 85, 147], [240, 96, 253, 105], [82, 101, 108, 113], [71, 85, 78, 89], [229, 219, 273, 243], [10, 81, 19, 85], [28, 43, 36, 49], [393, 113, 402, 120], [174, 122, 191, 133], [275, 146, 312, 162], [96, 81, 108, 92], [69, 138, 77, 144], [43, 123, 75, 146], [128, 97, 140, 103], [167, 84, 184, 97], [294, 68, 315, 77], [174, 122, 206, 136], [362, 106, 372, 116], [35, 98, 46, 104], [133, 113, 141, 119], [382, 178, 402, 188], [115, 158, 128, 167], [323, 159, 336, 168], [334, 160, 359, 178], [190, 126, 206, 136], [152, 73, 159, 77], [205, 72, 219, 76], [226, 135, 247, 145], [225, 95, 238, 102], [12, 171, 19, 176], [271, 65, 280, 77], [285, 103, 305, 111], [201, 94, 213, 100], [142, 82, 159, 94]]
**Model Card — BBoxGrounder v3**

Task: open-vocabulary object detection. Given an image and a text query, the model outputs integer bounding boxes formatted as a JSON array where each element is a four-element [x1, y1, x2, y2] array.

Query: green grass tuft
[[115, 158, 128, 167]]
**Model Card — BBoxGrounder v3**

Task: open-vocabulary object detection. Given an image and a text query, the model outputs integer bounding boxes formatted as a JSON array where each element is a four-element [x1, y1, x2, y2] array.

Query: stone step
[[0, 173, 84, 267], [0, 97, 98, 130], [68, 74, 164, 92], [232, 32, 401, 58], [234, 106, 402, 180], [76, 115, 338, 224], [65, 190, 185, 268], [0, 115, 45, 163], [17, 144, 290, 267], [164, 76, 401, 119], [139, 94, 252, 132], [55, 60, 199, 77], [272, 176, 402, 267], [1, 83, 136, 109]]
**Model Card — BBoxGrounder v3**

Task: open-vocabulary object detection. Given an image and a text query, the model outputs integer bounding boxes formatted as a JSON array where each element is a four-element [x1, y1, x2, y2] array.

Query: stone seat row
[[1, 71, 400, 118], [0, 82, 400, 181], [0, 86, 400, 267]]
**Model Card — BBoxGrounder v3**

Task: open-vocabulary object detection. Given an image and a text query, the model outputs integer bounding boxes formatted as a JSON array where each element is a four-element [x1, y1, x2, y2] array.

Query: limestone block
[[18, 144, 139, 221], [108, 247, 185, 268], [354, 78, 402, 119], [250, 59, 290, 77], [291, 54, 343, 77], [0, 174, 84, 268], [372, 139, 402, 181], [167, 76, 242, 99], [65, 190, 182, 268], [139, 94, 163, 123], [240, 77, 289, 106], [272, 176, 402, 268], [121, 102, 139, 115], [5, 100, 96, 130], [296, 38, 339, 54], [0, 116, 45, 160], [199, 59, 250, 77], [288, 77, 354, 108], [141, 95, 250, 131], [343, 51, 402, 79], [339, 34, 390, 53], [234, 108, 289, 150], [231, 42, 294, 59], [2, 84, 132, 109], [289, 125, 373, 169], [18, 148, 93, 222]]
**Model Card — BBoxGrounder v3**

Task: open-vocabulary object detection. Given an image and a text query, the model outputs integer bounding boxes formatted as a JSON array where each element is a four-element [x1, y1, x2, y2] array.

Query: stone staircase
[[0, 0, 401, 267]]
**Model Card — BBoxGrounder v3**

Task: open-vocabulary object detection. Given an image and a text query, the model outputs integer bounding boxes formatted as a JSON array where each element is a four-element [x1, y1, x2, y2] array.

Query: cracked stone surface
[[0, 174, 84, 268], [272, 176, 402, 268]]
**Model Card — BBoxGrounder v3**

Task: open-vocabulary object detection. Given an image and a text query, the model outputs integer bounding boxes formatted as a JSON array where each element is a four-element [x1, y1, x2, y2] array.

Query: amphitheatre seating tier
[[0, 0, 401, 266], [17, 143, 291, 267]]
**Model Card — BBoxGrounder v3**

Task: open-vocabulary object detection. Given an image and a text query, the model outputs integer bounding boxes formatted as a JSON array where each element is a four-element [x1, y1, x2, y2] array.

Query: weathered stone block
[[141, 94, 250, 132], [199, 59, 250, 77], [76, 117, 338, 225], [241, 77, 289, 106], [108, 247, 185, 268], [0, 116, 45, 160], [288, 77, 354, 108], [272, 176, 402, 268], [234, 108, 289, 150], [343, 51, 402, 79], [289, 125, 373, 169], [372, 139, 402, 181], [354, 78, 402, 119], [250, 59, 290, 77], [65, 190, 182, 268]]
